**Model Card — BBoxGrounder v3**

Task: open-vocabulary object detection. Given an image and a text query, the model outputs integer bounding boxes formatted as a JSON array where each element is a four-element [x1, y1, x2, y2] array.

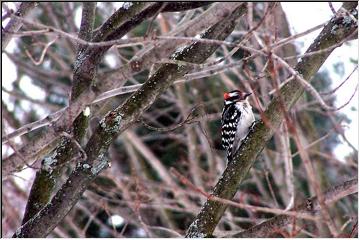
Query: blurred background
[[2, 2, 358, 237]]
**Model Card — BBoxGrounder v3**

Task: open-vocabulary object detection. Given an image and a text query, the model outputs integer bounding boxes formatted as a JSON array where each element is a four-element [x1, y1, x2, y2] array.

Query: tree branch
[[185, 2, 358, 237], [162, 2, 211, 12], [1, 2, 38, 51], [76, 2, 96, 53], [230, 178, 358, 237], [2, 2, 213, 178], [20, 2, 97, 225], [13, 3, 247, 237], [0, 2, 236, 151]]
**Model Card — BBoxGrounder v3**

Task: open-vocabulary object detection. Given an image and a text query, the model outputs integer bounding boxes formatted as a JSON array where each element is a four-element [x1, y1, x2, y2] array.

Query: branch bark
[[13, 3, 247, 237], [185, 2, 358, 237], [2, 2, 214, 178], [20, 2, 97, 225], [162, 2, 211, 12], [2, 3, 158, 178], [1, 2, 38, 51]]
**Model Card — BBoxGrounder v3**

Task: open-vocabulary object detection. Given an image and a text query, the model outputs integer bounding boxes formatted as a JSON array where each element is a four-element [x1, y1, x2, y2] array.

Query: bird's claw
[[249, 120, 258, 132]]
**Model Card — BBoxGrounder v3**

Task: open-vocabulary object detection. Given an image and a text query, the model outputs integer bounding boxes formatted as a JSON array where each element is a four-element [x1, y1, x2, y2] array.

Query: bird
[[221, 90, 255, 163]]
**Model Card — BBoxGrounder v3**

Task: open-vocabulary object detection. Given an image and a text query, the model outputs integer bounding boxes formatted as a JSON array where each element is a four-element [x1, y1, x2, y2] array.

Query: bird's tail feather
[[226, 151, 233, 163]]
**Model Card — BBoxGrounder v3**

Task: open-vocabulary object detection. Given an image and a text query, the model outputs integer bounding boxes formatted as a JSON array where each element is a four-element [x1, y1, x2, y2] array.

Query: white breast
[[232, 101, 255, 154]]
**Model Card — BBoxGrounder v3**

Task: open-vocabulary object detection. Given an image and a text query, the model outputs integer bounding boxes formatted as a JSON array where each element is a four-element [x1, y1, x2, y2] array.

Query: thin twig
[[320, 65, 358, 95], [328, 2, 338, 15], [273, 52, 358, 112], [231, 178, 357, 237], [25, 36, 59, 66], [170, 168, 319, 221], [290, 123, 339, 236]]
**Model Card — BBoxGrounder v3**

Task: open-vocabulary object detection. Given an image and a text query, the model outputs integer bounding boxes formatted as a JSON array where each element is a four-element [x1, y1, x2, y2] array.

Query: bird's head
[[223, 90, 252, 105]]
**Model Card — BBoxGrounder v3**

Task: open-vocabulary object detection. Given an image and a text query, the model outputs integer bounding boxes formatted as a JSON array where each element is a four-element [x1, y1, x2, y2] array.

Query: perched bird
[[221, 90, 255, 162]]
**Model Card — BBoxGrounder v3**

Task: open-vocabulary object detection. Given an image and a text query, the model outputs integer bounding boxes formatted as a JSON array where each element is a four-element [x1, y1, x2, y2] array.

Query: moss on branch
[[20, 2, 97, 225]]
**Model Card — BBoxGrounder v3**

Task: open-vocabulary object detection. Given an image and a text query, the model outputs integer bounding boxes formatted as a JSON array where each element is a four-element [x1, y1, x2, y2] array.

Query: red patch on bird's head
[[223, 92, 230, 100]]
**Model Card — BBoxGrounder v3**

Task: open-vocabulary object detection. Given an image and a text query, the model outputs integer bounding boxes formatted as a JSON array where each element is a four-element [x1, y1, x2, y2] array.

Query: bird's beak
[[244, 93, 252, 98]]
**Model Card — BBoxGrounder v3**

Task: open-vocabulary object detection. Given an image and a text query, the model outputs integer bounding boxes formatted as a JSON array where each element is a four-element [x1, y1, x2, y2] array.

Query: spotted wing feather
[[221, 105, 241, 154]]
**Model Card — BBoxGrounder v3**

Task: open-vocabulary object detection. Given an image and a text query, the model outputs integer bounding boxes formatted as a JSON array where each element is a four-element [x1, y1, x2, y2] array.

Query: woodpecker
[[221, 90, 255, 163]]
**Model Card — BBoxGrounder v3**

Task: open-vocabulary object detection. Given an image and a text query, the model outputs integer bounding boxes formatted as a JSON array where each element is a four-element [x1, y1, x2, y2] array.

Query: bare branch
[[231, 178, 358, 237], [24, 36, 58, 65]]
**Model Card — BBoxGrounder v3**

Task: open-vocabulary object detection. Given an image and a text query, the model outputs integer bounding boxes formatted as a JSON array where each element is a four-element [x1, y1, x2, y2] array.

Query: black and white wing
[[221, 105, 241, 152]]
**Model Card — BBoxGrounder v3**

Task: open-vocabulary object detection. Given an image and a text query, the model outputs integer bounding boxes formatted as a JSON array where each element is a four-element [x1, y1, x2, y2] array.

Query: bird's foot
[[249, 120, 257, 132]]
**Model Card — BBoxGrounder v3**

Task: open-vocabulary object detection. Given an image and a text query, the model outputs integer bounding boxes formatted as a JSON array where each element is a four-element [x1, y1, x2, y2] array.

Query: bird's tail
[[226, 150, 233, 164]]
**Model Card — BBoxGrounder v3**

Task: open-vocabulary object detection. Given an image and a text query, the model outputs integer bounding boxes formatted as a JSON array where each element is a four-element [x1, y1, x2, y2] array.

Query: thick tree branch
[[1, 2, 37, 51], [2, 2, 212, 178], [76, 2, 97, 54], [13, 4, 247, 237], [3, 4, 160, 178], [162, 2, 211, 12], [185, 2, 358, 237], [2, 3, 157, 178], [1, 2, 234, 151], [20, 2, 97, 225]]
